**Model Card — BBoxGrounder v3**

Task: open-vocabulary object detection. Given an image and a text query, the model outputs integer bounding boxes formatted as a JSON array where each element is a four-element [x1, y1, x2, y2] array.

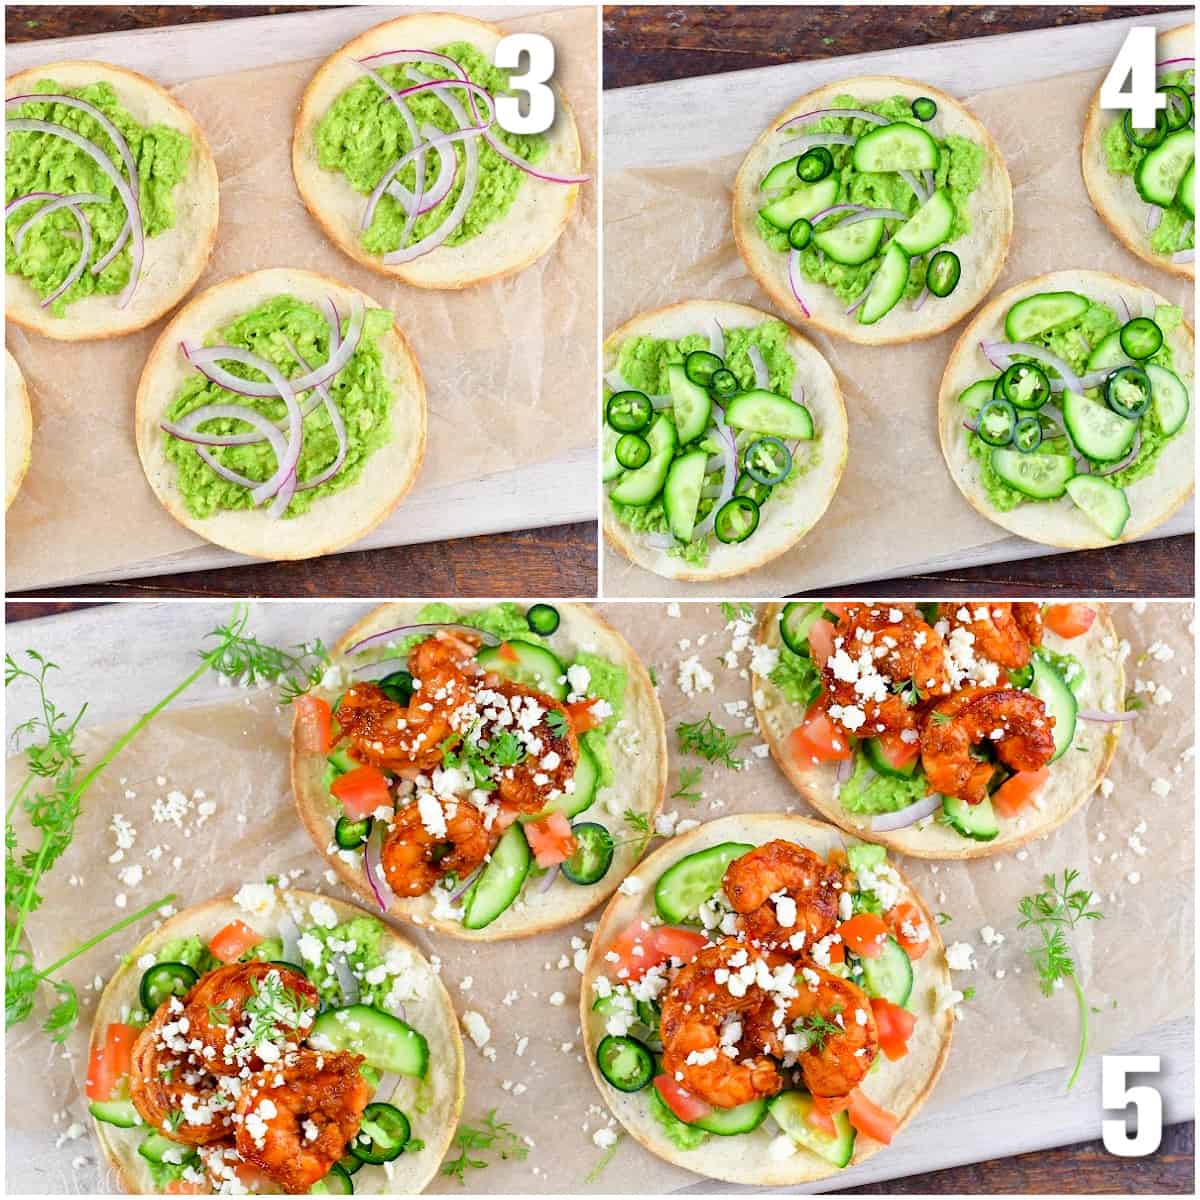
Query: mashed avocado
[[300, 915, 395, 1009], [649, 1085, 708, 1150], [608, 322, 820, 565], [756, 96, 985, 302], [163, 296, 395, 520], [315, 42, 547, 255], [156, 936, 218, 976], [1102, 70, 1195, 256], [965, 301, 1186, 510], [5, 80, 191, 316], [840, 752, 927, 815]]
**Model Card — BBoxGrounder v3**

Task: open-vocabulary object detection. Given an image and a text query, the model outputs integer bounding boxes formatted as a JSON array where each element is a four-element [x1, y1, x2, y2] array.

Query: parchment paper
[[4, 600, 1193, 1194], [603, 65, 1194, 597], [5, 5, 597, 592]]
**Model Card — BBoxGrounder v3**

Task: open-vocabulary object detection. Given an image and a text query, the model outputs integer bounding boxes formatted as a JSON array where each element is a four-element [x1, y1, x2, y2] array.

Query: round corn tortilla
[[292, 602, 668, 941], [292, 12, 583, 289], [733, 75, 1013, 346], [1081, 23, 1195, 281], [603, 299, 848, 583], [88, 889, 464, 1195], [6, 349, 32, 509], [135, 267, 426, 561], [579, 813, 953, 1186], [937, 269, 1194, 548], [6, 60, 219, 341], [753, 603, 1124, 860]]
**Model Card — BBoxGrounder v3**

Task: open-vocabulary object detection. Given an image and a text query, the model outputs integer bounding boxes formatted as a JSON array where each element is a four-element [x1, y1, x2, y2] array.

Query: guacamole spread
[[315, 43, 546, 255], [758, 95, 985, 303], [5, 80, 191, 315], [164, 296, 395, 519], [1102, 69, 1195, 256], [608, 322, 820, 565]]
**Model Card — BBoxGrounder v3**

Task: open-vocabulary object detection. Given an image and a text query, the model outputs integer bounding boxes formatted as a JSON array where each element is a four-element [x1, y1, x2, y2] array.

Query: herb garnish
[[622, 810, 652, 855], [670, 765, 703, 804], [677, 715, 749, 769], [441, 1110, 529, 1183], [545, 709, 569, 738], [794, 1009, 842, 1053], [720, 602, 754, 624], [585, 1133, 622, 1183]]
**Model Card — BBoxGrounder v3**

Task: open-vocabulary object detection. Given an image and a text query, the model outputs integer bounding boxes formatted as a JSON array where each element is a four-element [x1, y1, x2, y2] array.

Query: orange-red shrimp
[[938, 602, 1041, 670], [381, 796, 496, 897]]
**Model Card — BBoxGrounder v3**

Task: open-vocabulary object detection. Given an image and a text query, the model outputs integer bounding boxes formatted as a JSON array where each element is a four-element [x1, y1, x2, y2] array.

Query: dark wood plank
[[5, 6, 334, 42]]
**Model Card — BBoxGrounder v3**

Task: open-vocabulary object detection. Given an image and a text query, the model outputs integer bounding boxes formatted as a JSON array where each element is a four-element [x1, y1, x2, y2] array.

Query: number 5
[[1099, 26, 1167, 129], [1101, 1055, 1163, 1157], [494, 34, 557, 135]]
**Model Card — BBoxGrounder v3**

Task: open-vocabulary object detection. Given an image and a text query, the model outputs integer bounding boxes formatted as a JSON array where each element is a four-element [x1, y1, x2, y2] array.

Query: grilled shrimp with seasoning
[[938, 602, 1044, 670], [722, 840, 844, 956], [920, 685, 1056, 804], [381, 795, 497, 896]]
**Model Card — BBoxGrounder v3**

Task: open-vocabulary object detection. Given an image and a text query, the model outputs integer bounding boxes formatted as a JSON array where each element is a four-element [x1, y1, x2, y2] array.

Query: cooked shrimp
[[335, 633, 481, 773], [658, 940, 783, 1109], [129, 1000, 233, 1144], [744, 967, 877, 1098], [235, 1049, 370, 1194], [184, 962, 318, 1076], [920, 686, 1056, 804], [938, 602, 1041, 670], [381, 796, 496, 897], [823, 605, 951, 735], [722, 841, 844, 956]]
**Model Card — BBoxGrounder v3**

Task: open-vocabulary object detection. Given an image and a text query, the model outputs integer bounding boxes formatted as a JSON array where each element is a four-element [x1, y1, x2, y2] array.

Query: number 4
[[1101, 1055, 1163, 1157], [494, 34, 557, 135], [1100, 26, 1167, 129]]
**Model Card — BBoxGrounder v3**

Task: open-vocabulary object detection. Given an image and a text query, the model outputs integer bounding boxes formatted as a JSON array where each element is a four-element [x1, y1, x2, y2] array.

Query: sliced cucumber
[[1135, 128, 1194, 208], [893, 188, 955, 255], [852, 121, 940, 172], [958, 377, 998, 418], [654, 841, 755, 923], [663, 450, 710, 544], [138, 1132, 187, 1165], [667, 363, 713, 445], [942, 794, 999, 841], [1062, 391, 1138, 462], [1029, 654, 1078, 761], [1085, 329, 1132, 373], [521, 742, 599, 822], [779, 601, 825, 655], [89, 1099, 141, 1129], [858, 936, 914, 1006], [858, 242, 910, 325], [462, 822, 532, 930], [1179, 158, 1195, 218], [812, 217, 884, 266], [862, 737, 916, 779], [309, 1005, 429, 1077], [761, 156, 800, 190], [1004, 292, 1089, 342], [1066, 475, 1131, 541], [691, 1097, 769, 1135], [1146, 363, 1190, 436], [759, 177, 840, 230], [602, 425, 624, 483], [767, 1090, 855, 1168], [989, 449, 1075, 499], [608, 414, 677, 506], [328, 747, 357, 775], [724, 390, 814, 439], [475, 641, 567, 700]]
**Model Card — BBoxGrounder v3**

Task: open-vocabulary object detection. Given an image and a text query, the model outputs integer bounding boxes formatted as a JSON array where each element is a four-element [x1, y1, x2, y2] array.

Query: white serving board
[[4, 601, 1195, 1192], [6, 5, 598, 588], [603, 12, 1195, 589]]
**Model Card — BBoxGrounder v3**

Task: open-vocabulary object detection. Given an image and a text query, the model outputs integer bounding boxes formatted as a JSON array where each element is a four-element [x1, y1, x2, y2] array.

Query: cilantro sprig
[[677, 715, 749, 769], [670, 765, 703, 804], [441, 1110, 528, 1183], [1017, 869, 1105, 1091]]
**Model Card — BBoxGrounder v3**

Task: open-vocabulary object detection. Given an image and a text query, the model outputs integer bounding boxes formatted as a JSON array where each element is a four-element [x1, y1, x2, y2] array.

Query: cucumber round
[[942, 794, 999, 841], [859, 241, 910, 325], [520, 742, 599, 823], [812, 217, 884, 266], [89, 1099, 141, 1129], [1179, 159, 1195, 218], [1146, 363, 1190, 436], [759, 176, 840, 229], [779, 601, 825, 655], [1085, 329, 1132, 372], [958, 377, 999, 418], [852, 121, 940, 172], [1066, 475, 1131, 541], [858, 935, 914, 1005], [767, 1090, 855, 1168], [862, 737, 916, 779], [663, 450, 710, 544], [137, 1132, 186, 1165], [309, 1005, 429, 1077], [654, 841, 755, 923], [1004, 292, 1089, 342], [1062, 390, 1138, 462], [602, 424, 624, 483], [462, 822, 532, 930], [475, 641, 567, 700], [608, 413, 677, 506], [761, 155, 801, 190], [724, 390, 814, 439], [1135, 128, 1194, 208], [667, 363, 713, 444], [691, 1097, 769, 1135], [989, 448, 1075, 499], [893, 188, 954, 255], [1029, 654, 1078, 761]]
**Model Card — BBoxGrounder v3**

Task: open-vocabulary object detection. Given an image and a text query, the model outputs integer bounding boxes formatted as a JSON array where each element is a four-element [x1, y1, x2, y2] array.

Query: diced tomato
[[847, 1087, 900, 1144], [566, 699, 601, 734], [806, 1105, 838, 1136], [85, 1022, 138, 1101], [209, 920, 263, 964], [876, 731, 919, 772], [607, 921, 707, 981], [654, 1073, 711, 1123], [807, 618, 838, 668], [825, 937, 845, 964], [165, 1184, 206, 1195], [838, 912, 889, 959], [330, 764, 391, 819], [871, 997, 917, 1061], [886, 902, 930, 960], [652, 926, 709, 964], [788, 703, 852, 766], [495, 805, 521, 831], [524, 812, 578, 868], [497, 640, 520, 663], [1044, 603, 1096, 639], [993, 767, 1050, 818], [294, 693, 332, 755]]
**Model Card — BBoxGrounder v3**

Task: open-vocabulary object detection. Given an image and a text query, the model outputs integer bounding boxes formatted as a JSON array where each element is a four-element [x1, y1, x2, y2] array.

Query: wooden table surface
[[604, 3, 1195, 599], [5, 3, 596, 601]]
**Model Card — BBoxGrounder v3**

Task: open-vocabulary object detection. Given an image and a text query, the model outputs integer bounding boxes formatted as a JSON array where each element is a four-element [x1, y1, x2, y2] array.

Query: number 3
[[1099, 26, 1167, 129], [1101, 1055, 1163, 1157], [494, 34, 557, 135]]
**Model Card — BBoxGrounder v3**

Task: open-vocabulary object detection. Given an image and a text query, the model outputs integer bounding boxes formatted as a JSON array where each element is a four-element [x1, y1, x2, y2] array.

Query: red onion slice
[[1157, 57, 1195, 70], [710, 317, 726, 361], [389, 124, 457, 215], [11, 191, 105, 252], [6, 190, 61, 219], [922, 168, 935, 193], [7, 93, 140, 275], [838, 207, 908, 225], [779, 132, 858, 155], [691, 409, 737, 540], [283, 337, 349, 492], [809, 203, 866, 225], [980, 341, 1082, 395], [7, 118, 144, 308], [364, 820, 399, 913], [791, 374, 805, 406], [13, 195, 97, 309], [747, 344, 768, 388], [778, 107, 888, 132], [450, 866, 483, 904], [1174, 248, 1195, 265], [1147, 204, 1164, 232], [845, 292, 868, 316], [641, 532, 677, 550], [537, 864, 560, 894], [835, 756, 854, 784], [899, 169, 928, 205], [163, 402, 289, 455], [1077, 708, 1138, 723], [787, 249, 812, 318], [277, 910, 303, 966], [345, 622, 500, 656], [1097, 428, 1142, 475], [479, 125, 590, 185], [912, 285, 930, 312], [870, 794, 944, 832]]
